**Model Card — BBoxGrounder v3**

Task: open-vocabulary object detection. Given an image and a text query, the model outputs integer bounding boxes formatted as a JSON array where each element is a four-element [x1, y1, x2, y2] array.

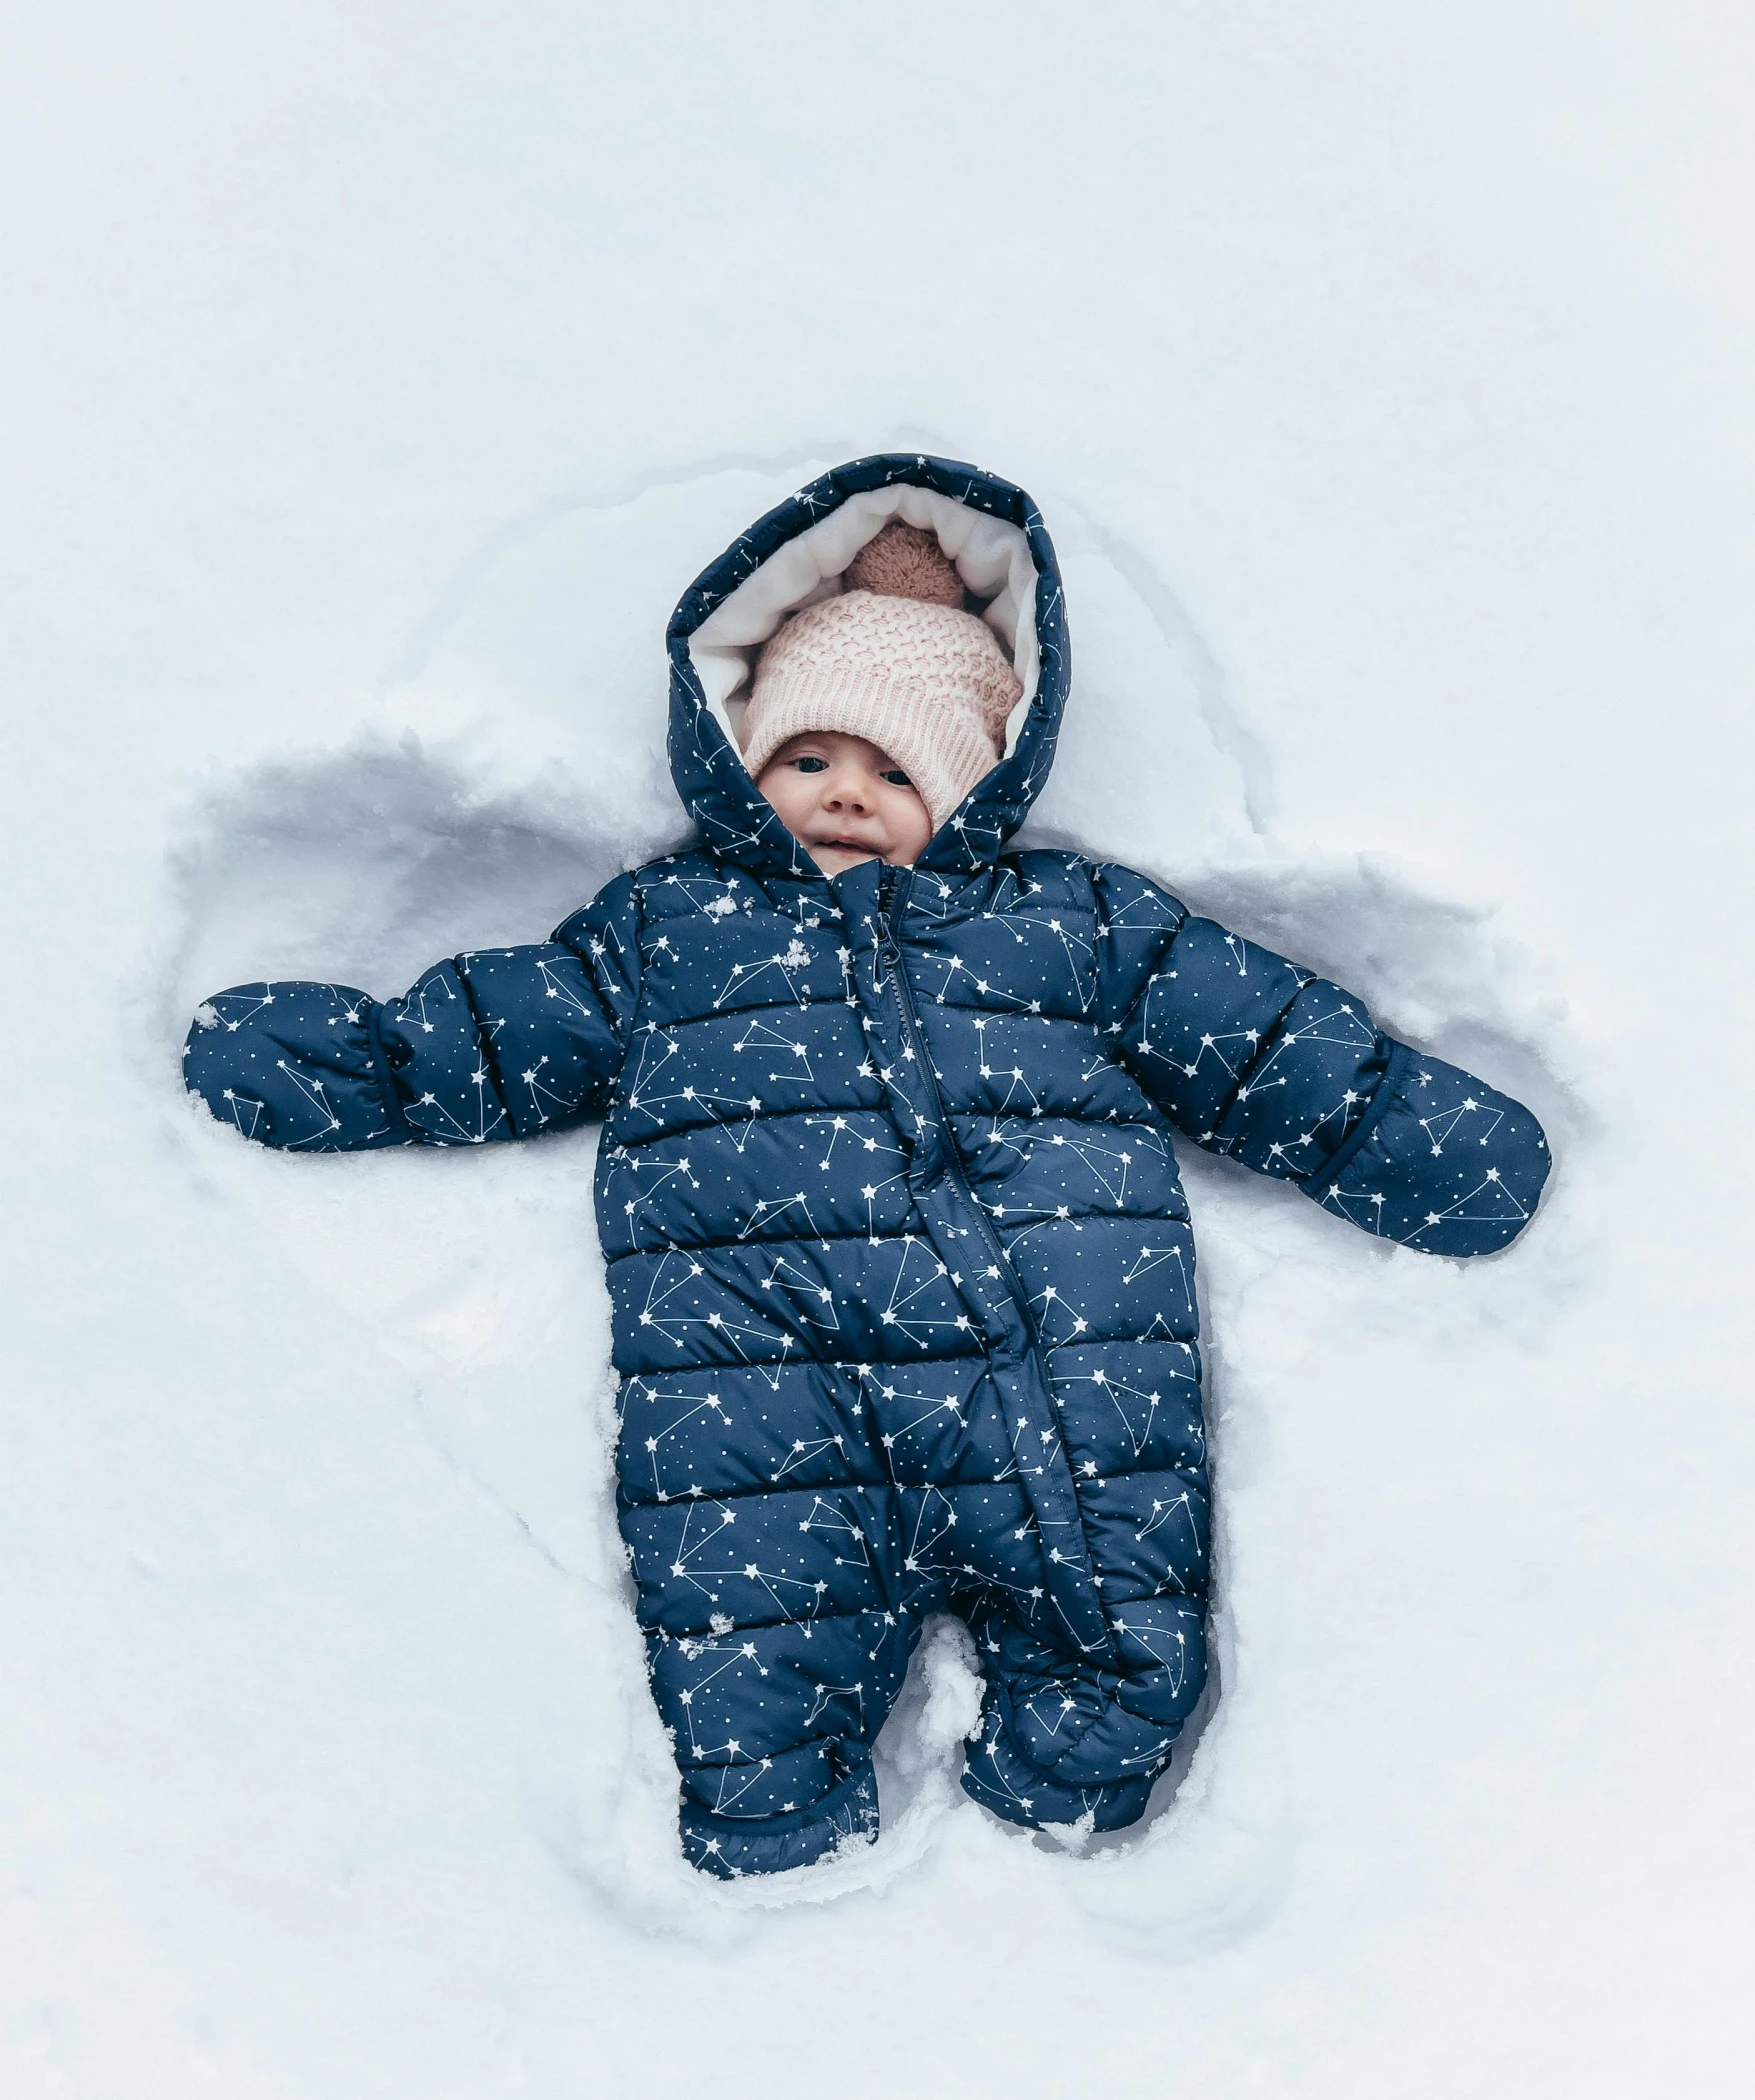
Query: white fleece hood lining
[[688, 484, 1041, 767]]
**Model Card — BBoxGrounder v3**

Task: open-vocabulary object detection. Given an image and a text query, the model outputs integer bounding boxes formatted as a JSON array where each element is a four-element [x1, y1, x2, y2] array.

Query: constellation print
[[732, 1016, 816, 1085]]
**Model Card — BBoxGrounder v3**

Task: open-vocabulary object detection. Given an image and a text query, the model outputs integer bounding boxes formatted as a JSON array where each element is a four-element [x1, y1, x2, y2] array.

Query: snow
[[4, 3, 1753, 2093]]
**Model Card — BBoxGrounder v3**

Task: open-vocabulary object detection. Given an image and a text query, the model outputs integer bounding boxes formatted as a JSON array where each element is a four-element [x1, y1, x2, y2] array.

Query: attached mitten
[[1303, 1047, 1551, 1255]]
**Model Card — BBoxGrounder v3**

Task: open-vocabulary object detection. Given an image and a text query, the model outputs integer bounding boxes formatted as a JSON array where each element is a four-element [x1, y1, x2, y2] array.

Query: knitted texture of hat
[[741, 522, 1023, 834]]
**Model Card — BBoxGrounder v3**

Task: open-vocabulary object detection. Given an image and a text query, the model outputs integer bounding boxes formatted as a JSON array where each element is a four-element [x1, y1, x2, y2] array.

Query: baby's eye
[[880, 769, 914, 789], [791, 755, 829, 773]]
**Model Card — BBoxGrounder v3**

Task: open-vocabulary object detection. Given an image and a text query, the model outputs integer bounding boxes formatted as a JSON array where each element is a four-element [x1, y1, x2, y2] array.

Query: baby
[[185, 455, 1550, 1877]]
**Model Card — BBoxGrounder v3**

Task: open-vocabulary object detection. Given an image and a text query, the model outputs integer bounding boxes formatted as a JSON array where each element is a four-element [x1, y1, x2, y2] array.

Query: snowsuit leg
[[616, 1369, 922, 1877], [949, 1324, 1216, 1834]]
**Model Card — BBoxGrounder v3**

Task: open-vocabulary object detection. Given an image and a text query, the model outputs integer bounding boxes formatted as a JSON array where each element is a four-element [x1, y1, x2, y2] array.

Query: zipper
[[875, 867, 1043, 1353]]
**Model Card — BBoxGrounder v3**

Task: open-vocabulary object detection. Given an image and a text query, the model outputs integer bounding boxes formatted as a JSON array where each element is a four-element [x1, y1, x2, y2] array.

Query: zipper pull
[[873, 913, 899, 990], [873, 867, 901, 988]]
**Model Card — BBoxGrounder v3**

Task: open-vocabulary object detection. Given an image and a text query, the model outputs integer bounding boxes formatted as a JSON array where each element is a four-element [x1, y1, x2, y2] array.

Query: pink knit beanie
[[740, 522, 1023, 832]]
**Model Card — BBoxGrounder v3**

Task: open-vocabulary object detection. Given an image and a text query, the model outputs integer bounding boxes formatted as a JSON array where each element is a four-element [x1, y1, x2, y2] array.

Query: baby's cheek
[[891, 794, 934, 860], [755, 768, 803, 825]]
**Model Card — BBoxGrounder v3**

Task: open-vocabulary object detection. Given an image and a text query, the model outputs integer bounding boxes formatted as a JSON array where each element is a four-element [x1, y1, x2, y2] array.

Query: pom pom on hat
[[843, 520, 965, 606], [740, 520, 1023, 834]]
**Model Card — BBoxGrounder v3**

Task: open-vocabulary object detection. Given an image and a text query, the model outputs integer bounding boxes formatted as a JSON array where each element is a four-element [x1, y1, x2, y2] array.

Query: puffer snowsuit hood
[[185, 454, 1551, 1875]]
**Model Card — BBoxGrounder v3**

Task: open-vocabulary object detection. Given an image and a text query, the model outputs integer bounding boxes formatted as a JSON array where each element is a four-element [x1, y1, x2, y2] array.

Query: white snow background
[[4, 4, 1752, 2094]]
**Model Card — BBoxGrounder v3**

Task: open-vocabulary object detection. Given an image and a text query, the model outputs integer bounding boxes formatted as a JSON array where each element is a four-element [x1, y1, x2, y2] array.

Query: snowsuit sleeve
[[182, 873, 644, 1151], [1091, 864, 1550, 1255]]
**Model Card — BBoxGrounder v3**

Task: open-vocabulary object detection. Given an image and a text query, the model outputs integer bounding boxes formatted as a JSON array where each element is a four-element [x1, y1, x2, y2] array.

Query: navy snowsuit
[[184, 454, 1550, 1876]]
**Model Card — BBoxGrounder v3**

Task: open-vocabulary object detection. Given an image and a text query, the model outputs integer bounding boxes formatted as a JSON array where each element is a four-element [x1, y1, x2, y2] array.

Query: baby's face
[[755, 731, 934, 877]]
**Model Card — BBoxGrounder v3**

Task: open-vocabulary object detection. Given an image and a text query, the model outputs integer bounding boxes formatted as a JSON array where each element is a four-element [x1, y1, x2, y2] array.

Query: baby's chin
[[806, 841, 884, 876]]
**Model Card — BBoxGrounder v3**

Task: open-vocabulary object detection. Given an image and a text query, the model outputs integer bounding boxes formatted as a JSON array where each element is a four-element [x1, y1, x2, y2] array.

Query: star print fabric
[[184, 453, 1551, 1875]]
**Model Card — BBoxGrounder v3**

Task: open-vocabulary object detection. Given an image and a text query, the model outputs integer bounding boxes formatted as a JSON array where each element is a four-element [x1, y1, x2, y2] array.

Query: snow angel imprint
[[184, 454, 1550, 1876]]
